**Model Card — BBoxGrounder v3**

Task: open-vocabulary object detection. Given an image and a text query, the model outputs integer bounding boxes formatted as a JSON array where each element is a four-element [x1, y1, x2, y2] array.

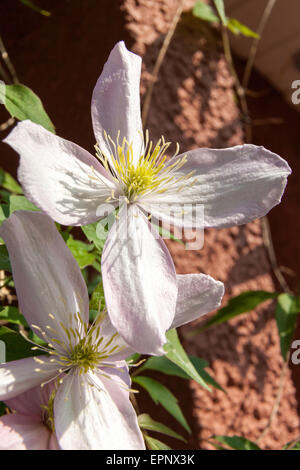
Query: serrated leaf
[[133, 376, 191, 433], [0, 326, 43, 361], [20, 0, 51, 16], [213, 0, 227, 25], [8, 195, 39, 214], [0, 306, 27, 326], [197, 290, 278, 332], [275, 293, 300, 360], [227, 18, 259, 38], [164, 329, 210, 391], [192, 1, 219, 23], [212, 435, 261, 450], [66, 235, 95, 269], [138, 414, 186, 442], [0, 169, 22, 194], [144, 435, 172, 450], [0, 84, 54, 133]]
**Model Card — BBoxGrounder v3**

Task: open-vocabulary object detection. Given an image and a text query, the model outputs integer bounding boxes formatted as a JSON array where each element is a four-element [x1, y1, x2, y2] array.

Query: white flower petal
[[102, 204, 177, 355], [0, 211, 89, 345], [5, 382, 55, 417], [143, 145, 291, 228], [0, 414, 52, 450], [171, 274, 224, 329], [54, 370, 145, 450], [91, 41, 143, 166], [4, 120, 116, 226], [0, 356, 58, 401], [99, 360, 132, 390]]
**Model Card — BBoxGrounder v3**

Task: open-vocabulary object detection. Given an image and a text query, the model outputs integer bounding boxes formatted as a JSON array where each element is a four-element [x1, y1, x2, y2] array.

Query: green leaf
[[0, 326, 43, 361], [87, 274, 102, 294], [126, 353, 141, 364], [89, 309, 98, 322], [192, 1, 220, 23], [283, 439, 300, 450], [137, 355, 224, 392], [0, 245, 11, 272], [0, 169, 22, 194], [227, 18, 259, 38], [0, 191, 10, 204], [28, 329, 47, 347], [91, 259, 101, 273], [213, 0, 227, 25], [81, 221, 105, 252], [0, 401, 6, 416], [9, 195, 39, 214], [0, 84, 54, 133], [20, 0, 51, 16], [0, 306, 27, 326], [197, 290, 278, 332], [138, 414, 186, 442], [164, 329, 210, 391], [66, 236, 95, 269], [275, 293, 300, 360], [144, 435, 172, 450], [138, 355, 187, 377], [133, 376, 191, 433], [152, 223, 185, 246], [0, 204, 9, 229], [212, 435, 261, 450], [89, 281, 106, 311], [188, 356, 224, 391]]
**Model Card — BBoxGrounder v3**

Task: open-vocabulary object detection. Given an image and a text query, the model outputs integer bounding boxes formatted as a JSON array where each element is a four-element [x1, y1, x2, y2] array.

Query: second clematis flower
[[0, 211, 145, 450], [3, 41, 291, 354], [0, 383, 60, 450], [0, 210, 224, 449]]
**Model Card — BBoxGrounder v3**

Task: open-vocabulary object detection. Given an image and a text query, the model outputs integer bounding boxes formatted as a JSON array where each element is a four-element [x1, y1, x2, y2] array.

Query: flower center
[[94, 130, 196, 202], [31, 311, 124, 377], [121, 161, 156, 199], [67, 336, 108, 374]]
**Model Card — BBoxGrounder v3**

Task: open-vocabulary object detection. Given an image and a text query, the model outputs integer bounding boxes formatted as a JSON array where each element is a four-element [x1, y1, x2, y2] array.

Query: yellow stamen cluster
[[31, 311, 123, 377], [95, 130, 197, 202]]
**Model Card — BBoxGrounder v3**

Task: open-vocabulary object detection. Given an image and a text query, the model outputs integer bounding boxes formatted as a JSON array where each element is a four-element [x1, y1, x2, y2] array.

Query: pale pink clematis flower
[[0, 211, 145, 450], [0, 211, 224, 449], [0, 383, 60, 450], [3, 41, 291, 354]]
